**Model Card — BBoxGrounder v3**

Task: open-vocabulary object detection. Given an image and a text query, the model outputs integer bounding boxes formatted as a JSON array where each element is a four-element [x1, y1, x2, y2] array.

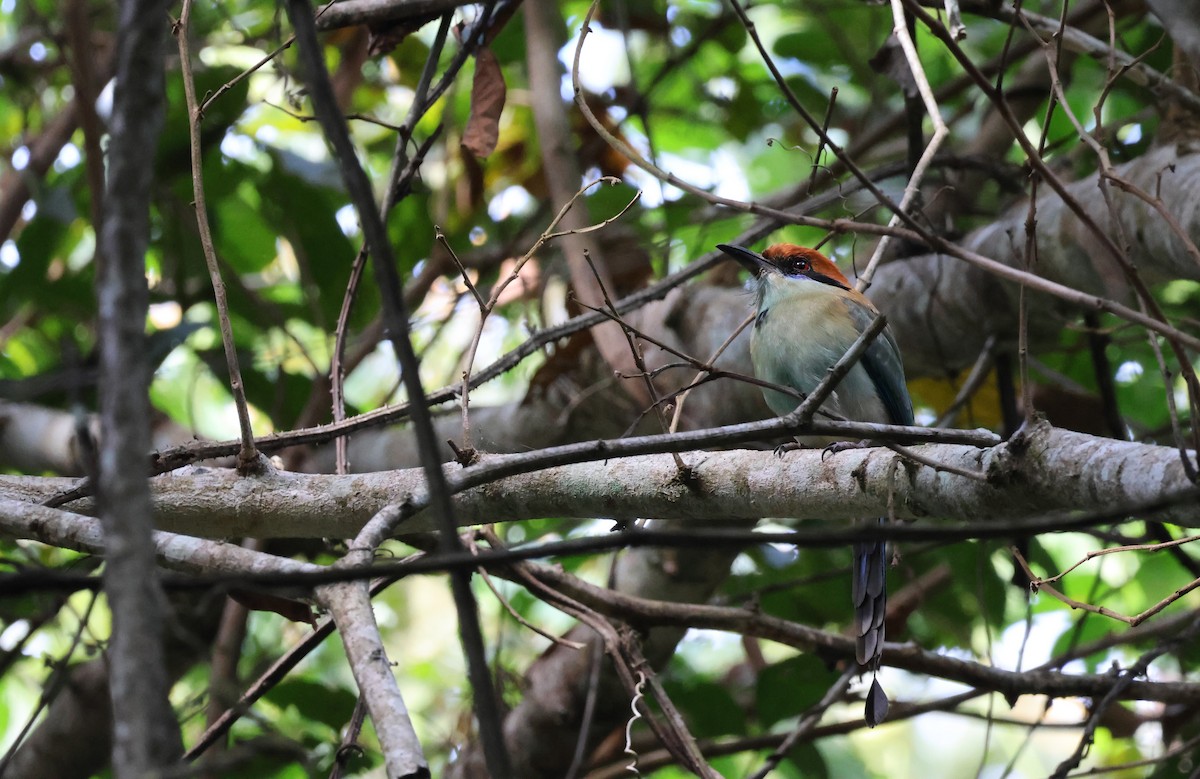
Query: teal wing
[[846, 300, 913, 427]]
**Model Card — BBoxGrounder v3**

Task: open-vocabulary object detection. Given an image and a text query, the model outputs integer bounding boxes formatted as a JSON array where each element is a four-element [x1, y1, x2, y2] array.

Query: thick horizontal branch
[[314, 0, 476, 30], [2, 424, 1193, 539], [0, 496, 318, 577]]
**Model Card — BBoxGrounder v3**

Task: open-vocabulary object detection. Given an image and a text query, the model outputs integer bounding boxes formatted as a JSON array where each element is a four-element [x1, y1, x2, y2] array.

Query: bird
[[716, 242, 914, 727]]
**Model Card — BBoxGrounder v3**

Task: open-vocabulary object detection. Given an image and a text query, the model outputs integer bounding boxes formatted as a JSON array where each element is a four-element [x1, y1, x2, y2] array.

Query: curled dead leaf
[[462, 46, 506, 158]]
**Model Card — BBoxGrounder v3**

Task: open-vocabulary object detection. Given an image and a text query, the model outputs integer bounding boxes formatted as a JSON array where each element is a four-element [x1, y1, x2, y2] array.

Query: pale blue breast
[[749, 284, 892, 433]]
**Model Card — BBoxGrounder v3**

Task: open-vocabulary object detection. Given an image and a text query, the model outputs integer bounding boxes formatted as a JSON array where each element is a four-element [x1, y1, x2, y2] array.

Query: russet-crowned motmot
[[717, 242, 914, 727]]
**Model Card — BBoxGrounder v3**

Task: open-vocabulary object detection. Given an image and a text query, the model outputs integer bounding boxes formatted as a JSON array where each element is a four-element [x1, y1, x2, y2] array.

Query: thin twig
[[455, 177, 638, 449], [327, 699, 368, 779], [330, 12, 451, 475], [623, 637, 721, 779], [174, 1, 259, 470], [857, 0, 951, 290], [581, 248, 686, 472], [437, 227, 487, 311], [263, 99, 407, 131], [565, 612, 609, 779], [668, 313, 754, 434], [746, 666, 856, 779], [715, 0, 928, 238], [1034, 533, 1200, 586], [786, 314, 889, 425], [806, 87, 838, 195], [882, 441, 987, 481], [0, 594, 98, 774], [1063, 732, 1200, 778], [1048, 619, 1200, 778], [933, 335, 997, 428], [1013, 546, 1200, 627], [470, 532, 586, 650]]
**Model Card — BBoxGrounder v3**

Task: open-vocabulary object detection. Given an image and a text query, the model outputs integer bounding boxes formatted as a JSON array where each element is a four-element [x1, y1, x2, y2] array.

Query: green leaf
[[780, 741, 828, 779], [916, 543, 1009, 646], [156, 64, 251, 181], [388, 191, 435, 281], [259, 150, 358, 327], [263, 678, 358, 731], [213, 183, 278, 273], [755, 653, 837, 728], [663, 676, 746, 738], [1049, 614, 1112, 672], [3, 209, 68, 313]]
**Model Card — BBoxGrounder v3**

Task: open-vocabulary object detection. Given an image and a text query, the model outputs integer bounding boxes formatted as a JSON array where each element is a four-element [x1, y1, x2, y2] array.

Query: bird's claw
[[773, 442, 801, 458], [821, 440, 872, 460]]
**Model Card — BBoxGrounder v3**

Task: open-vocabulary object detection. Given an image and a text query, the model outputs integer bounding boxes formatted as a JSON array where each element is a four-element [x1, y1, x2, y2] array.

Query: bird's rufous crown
[[762, 243, 851, 288]]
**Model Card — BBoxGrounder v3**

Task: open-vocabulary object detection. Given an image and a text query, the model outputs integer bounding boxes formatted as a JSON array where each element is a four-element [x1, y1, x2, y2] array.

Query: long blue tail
[[852, 518, 889, 726]]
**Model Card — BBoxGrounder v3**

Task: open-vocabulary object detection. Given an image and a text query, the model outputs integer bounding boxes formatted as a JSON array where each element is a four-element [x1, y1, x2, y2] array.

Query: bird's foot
[[773, 441, 802, 458], [821, 439, 874, 460]]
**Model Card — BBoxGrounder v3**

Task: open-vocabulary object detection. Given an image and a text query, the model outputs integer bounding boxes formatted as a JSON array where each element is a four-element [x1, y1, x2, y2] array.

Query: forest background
[[2, 0, 1200, 777]]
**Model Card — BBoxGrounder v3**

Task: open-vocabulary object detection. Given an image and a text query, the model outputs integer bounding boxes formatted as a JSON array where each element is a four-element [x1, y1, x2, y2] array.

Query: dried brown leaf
[[462, 46, 506, 158]]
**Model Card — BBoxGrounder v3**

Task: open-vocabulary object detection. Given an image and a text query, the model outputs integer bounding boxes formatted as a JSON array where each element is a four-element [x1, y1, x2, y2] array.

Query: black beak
[[716, 243, 769, 277]]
